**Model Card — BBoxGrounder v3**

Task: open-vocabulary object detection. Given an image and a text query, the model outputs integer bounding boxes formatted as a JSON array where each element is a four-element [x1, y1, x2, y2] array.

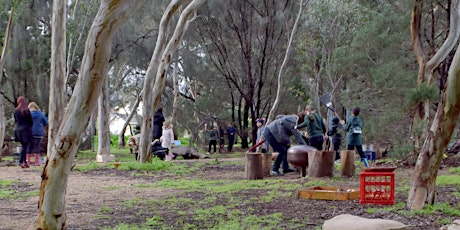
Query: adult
[[263, 114, 307, 176], [340, 106, 368, 167], [256, 118, 267, 153], [218, 125, 225, 152], [160, 121, 175, 161], [205, 124, 218, 154], [296, 105, 326, 150], [13, 96, 33, 168], [152, 107, 165, 140], [327, 116, 342, 160], [27, 102, 48, 166], [226, 122, 237, 152]]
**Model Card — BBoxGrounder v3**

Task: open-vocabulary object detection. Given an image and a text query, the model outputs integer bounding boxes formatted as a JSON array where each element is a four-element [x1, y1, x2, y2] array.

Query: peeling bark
[[32, 1, 145, 229]]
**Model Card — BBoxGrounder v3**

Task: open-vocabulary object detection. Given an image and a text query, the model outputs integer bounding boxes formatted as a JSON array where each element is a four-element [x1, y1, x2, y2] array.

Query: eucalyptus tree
[[138, 0, 206, 163], [409, 0, 458, 154], [33, 1, 146, 228], [197, 0, 304, 147], [407, 0, 460, 210], [0, 2, 14, 153]]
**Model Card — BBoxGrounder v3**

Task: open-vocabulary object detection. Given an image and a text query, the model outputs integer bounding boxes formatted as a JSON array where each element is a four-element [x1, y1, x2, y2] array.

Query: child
[[340, 107, 368, 167]]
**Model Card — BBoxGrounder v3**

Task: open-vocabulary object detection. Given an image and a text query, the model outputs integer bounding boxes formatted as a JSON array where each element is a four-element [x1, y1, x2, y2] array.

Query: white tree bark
[[0, 7, 14, 152], [96, 73, 112, 162], [48, 0, 67, 156], [408, 36, 460, 210], [139, 0, 206, 162], [31, 1, 145, 229], [267, 0, 303, 123]]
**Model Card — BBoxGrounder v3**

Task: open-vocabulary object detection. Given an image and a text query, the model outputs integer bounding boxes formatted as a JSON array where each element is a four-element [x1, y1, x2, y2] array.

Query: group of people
[[129, 107, 175, 161], [204, 122, 237, 154], [13, 96, 48, 168], [257, 104, 368, 176]]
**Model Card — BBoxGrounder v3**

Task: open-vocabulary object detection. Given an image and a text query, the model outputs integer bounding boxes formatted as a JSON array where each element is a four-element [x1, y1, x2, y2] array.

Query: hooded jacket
[[265, 115, 307, 146]]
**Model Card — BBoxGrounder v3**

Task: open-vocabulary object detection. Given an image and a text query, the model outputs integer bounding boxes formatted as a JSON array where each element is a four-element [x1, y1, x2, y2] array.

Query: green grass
[[436, 175, 460, 186]]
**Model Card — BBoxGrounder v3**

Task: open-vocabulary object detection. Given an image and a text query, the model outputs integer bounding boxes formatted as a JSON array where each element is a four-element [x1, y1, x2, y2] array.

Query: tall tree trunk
[[118, 94, 141, 149], [171, 60, 180, 127], [409, 0, 460, 160], [96, 74, 112, 162], [31, 1, 144, 229], [139, 0, 206, 162], [267, 0, 303, 123], [0, 6, 13, 151], [138, 0, 184, 162], [48, 0, 67, 157], [408, 38, 460, 210]]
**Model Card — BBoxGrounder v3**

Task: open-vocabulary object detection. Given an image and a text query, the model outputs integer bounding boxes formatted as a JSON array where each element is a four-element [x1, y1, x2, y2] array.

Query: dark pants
[[332, 135, 342, 160], [19, 142, 29, 165], [347, 144, 365, 158], [227, 137, 234, 152], [309, 135, 324, 150], [208, 140, 217, 153], [28, 137, 43, 153], [264, 129, 289, 172]]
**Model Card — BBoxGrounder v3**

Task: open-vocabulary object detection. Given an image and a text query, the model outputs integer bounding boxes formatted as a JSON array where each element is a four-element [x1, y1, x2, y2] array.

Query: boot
[[361, 158, 369, 167], [26, 154, 31, 167], [34, 154, 40, 166]]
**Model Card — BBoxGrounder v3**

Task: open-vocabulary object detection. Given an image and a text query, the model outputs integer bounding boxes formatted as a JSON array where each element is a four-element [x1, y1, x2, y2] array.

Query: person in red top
[[13, 96, 33, 168]]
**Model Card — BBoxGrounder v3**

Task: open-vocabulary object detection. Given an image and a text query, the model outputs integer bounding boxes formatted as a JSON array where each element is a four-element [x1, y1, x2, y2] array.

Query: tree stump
[[261, 153, 272, 177], [340, 150, 355, 177], [307, 151, 335, 177], [245, 152, 264, 180]]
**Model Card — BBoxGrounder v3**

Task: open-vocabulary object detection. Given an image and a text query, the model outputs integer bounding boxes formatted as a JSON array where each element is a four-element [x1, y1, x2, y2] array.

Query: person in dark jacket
[[152, 107, 165, 140], [27, 102, 48, 166], [263, 114, 307, 176], [327, 116, 342, 160], [226, 122, 237, 152], [14, 96, 33, 168], [296, 105, 326, 150], [340, 106, 368, 167]]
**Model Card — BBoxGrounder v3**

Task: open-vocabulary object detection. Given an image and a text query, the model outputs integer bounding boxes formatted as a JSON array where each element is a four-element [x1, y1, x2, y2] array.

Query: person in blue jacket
[[27, 102, 48, 166], [263, 114, 307, 176], [340, 106, 368, 167]]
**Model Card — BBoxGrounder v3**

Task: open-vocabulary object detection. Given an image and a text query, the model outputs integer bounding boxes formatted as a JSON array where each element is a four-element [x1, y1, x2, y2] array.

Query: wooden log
[[245, 152, 264, 180], [261, 153, 272, 177], [307, 150, 335, 177], [340, 150, 355, 177]]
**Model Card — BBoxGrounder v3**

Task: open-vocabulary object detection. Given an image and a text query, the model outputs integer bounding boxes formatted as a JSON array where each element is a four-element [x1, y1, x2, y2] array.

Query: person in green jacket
[[296, 105, 326, 150], [340, 106, 369, 167]]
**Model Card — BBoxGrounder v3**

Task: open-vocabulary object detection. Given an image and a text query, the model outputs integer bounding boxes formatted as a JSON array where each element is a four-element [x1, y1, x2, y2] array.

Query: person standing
[[263, 114, 307, 176], [152, 107, 165, 140], [27, 102, 48, 166], [160, 121, 175, 161], [296, 105, 326, 150], [327, 116, 342, 160], [256, 118, 267, 153], [226, 122, 237, 152], [218, 125, 225, 152], [205, 124, 218, 154], [14, 96, 33, 168], [340, 106, 369, 167]]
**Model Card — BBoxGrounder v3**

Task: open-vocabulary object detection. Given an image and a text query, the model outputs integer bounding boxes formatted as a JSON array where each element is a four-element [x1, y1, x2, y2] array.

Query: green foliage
[[407, 83, 439, 108], [388, 143, 414, 160]]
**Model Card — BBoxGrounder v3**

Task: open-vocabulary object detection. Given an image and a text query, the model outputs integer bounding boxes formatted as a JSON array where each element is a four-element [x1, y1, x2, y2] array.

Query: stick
[[247, 140, 266, 152]]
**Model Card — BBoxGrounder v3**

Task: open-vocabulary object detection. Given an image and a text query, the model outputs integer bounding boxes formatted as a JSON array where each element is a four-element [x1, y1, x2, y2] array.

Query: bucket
[[39, 157, 47, 164], [16, 147, 22, 153]]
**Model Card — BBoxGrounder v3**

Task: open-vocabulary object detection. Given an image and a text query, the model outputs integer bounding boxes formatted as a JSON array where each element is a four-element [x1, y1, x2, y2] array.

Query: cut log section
[[340, 150, 355, 177], [307, 151, 335, 177], [245, 152, 264, 180]]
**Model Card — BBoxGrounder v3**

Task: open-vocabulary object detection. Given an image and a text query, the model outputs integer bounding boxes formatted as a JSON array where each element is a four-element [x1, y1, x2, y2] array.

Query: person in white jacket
[[160, 121, 175, 161]]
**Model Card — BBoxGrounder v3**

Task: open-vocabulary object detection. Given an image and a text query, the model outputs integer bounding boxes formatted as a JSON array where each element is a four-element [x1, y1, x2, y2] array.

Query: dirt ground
[[1, 156, 460, 229]]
